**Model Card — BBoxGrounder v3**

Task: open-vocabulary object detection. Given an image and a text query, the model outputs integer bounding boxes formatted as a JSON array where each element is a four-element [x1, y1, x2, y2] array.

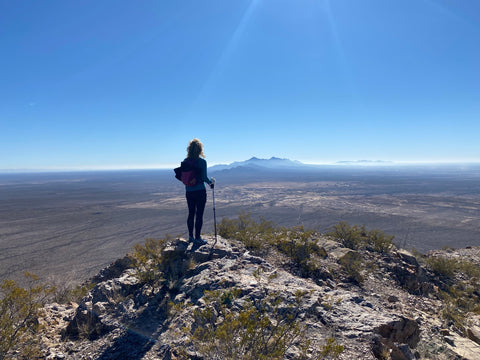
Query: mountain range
[[209, 157, 307, 172], [209, 157, 398, 173]]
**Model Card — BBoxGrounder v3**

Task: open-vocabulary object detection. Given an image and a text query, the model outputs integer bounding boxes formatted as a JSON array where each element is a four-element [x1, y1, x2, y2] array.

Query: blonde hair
[[187, 138, 205, 159]]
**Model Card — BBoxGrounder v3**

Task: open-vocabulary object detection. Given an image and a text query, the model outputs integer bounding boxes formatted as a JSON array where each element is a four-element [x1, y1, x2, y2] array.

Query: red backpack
[[174, 159, 200, 186]]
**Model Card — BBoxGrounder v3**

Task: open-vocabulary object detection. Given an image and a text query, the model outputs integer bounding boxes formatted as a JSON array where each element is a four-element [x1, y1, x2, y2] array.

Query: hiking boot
[[188, 236, 195, 243], [193, 237, 207, 246]]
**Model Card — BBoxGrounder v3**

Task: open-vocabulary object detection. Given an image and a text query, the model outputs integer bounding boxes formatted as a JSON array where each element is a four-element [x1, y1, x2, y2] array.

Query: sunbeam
[[323, 0, 358, 104], [193, 0, 261, 106]]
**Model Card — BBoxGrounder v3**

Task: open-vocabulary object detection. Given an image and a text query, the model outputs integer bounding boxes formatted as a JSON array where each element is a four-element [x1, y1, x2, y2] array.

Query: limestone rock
[[467, 325, 480, 345], [443, 332, 480, 360], [376, 317, 420, 348], [63, 301, 114, 340]]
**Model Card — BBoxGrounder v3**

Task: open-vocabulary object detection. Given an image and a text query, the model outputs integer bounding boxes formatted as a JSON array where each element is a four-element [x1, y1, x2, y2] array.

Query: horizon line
[[1, 159, 480, 174]]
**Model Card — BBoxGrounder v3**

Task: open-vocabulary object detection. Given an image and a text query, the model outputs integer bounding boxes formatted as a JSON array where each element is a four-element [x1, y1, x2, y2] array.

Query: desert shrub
[[460, 260, 480, 279], [366, 229, 394, 253], [217, 217, 239, 240], [130, 237, 170, 284], [175, 288, 342, 360], [338, 251, 364, 285], [426, 256, 458, 279], [320, 337, 344, 358], [426, 256, 480, 281], [426, 255, 480, 334], [218, 211, 275, 251], [326, 221, 365, 250], [0, 273, 54, 360], [439, 292, 477, 335], [326, 222, 394, 253], [52, 282, 95, 304], [274, 226, 326, 277]]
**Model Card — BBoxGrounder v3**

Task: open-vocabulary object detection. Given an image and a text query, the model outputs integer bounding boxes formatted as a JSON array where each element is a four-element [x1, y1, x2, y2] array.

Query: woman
[[184, 138, 214, 245]]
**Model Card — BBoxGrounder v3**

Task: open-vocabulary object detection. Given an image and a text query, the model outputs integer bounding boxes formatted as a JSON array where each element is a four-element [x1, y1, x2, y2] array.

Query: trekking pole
[[211, 178, 217, 248]]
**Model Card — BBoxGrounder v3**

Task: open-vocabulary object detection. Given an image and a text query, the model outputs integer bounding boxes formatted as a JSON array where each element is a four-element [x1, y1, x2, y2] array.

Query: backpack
[[174, 158, 200, 186]]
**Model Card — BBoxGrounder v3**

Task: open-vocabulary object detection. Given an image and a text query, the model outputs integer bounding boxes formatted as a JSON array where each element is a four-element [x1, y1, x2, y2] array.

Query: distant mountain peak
[[210, 157, 305, 172]]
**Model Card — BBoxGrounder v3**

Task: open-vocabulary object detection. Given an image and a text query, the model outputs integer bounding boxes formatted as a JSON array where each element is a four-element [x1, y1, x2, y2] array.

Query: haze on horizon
[[1, 0, 479, 171]]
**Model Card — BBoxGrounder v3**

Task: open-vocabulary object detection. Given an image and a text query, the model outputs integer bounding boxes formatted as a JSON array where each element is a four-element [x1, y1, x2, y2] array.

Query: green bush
[[426, 256, 480, 280], [274, 226, 326, 277], [426, 255, 480, 334], [218, 211, 276, 251], [326, 221, 364, 250], [0, 273, 53, 360], [320, 337, 344, 358], [52, 282, 95, 304], [426, 256, 457, 279], [130, 237, 170, 284], [366, 229, 394, 253], [338, 251, 364, 285], [326, 221, 394, 253], [439, 285, 480, 335]]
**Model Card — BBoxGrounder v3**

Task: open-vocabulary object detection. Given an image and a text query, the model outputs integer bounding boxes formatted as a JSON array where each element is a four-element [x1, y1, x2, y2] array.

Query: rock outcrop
[[39, 236, 480, 359]]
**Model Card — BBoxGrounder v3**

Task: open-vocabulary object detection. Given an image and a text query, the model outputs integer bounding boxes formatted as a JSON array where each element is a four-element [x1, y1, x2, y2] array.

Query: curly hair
[[187, 138, 205, 159]]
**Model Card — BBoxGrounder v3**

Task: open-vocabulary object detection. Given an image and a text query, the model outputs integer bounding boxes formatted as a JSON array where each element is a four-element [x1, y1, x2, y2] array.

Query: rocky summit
[[38, 234, 480, 360]]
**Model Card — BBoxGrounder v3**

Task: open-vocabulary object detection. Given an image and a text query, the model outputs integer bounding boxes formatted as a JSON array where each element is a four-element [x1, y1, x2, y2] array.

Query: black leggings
[[186, 189, 207, 239]]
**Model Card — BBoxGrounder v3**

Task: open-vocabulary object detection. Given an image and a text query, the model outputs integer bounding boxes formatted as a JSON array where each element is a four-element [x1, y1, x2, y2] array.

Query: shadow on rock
[[96, 329, 157, 360]]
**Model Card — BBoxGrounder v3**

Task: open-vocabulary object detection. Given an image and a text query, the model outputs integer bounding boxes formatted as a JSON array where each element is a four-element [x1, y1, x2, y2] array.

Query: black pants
[[186, 189, 207, 239]]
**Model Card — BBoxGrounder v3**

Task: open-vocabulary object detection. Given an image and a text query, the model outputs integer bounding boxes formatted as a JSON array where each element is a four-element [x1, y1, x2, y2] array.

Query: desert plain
[[1, 164, 479, 286]]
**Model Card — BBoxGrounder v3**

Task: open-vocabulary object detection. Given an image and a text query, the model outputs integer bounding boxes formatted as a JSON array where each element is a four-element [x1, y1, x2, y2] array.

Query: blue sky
[[1, 0, 479, 170]]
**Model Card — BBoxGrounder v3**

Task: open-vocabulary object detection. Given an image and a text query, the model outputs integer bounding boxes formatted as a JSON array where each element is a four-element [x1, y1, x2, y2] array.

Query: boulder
[[467, 326, 480, 345], [373, 317, 420, 359], [63, 301, 113, 340], [376, 316, 420, 348]]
